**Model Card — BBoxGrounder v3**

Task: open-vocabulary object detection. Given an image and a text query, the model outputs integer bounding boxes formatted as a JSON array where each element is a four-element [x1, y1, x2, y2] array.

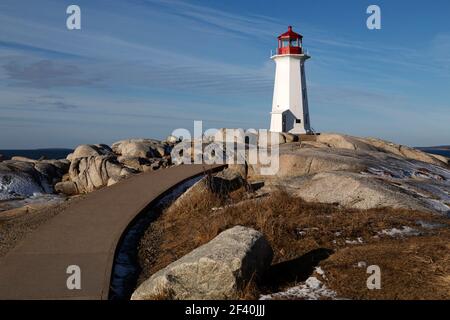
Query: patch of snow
[[315, 266, 325, 276], [296, 227, 319, 236], [378, 226, 420, 237], [345, 237, 364, 244], [416, 220, 446, 230], [314, 266, 327, 280], [259, 276, 338, 300], [0, 174, 46, 201], [357, 261, 367, 268]]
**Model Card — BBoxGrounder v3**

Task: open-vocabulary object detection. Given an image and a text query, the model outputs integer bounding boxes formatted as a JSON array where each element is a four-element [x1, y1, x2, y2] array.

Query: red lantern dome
[[277, 26, 303, 55]]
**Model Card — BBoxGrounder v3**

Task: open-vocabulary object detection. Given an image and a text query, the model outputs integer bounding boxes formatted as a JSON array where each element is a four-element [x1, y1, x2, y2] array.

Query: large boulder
[[34, 160, 70, 185], [131, 226, 273, 300], [112, 139, 167, 159], [166, 135, 180, 144], [67, 144, 113, 161], [54, 181, 78, 196], [67, 155, 135, 193], [316, 133, 447, 166]]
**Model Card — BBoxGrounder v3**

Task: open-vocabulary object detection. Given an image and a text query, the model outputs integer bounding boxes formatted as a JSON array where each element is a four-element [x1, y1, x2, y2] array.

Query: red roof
[[278, 26, 303, 39]]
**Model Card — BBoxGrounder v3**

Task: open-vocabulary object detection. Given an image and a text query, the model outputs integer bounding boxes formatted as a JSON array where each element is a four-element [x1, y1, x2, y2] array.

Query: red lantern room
[[277, 26, 303, 55]]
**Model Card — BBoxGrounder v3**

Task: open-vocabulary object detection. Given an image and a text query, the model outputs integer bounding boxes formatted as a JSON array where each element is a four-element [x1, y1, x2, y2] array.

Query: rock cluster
[[1, 136, 180, 199], [55, 137, 177, 195]]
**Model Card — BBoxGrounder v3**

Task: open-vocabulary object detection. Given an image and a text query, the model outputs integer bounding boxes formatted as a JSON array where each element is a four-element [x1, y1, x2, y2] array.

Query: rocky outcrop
[[315, 133, 447, 166], [66, 144, 113, 161], [248, 133, 450, 214], [54, 138, 175, 195], [112, 139, 169, 158], [272, 171, 437, 211], [0, 159, 69, 200], [131, 226, 273, 300], [60, 155, 135, 194]]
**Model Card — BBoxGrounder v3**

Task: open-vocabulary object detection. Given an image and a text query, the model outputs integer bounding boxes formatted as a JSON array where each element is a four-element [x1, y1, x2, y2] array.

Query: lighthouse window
[[289, 39, 299, 47], [296, 119, 301, 124], [282, 39, 289, 47]]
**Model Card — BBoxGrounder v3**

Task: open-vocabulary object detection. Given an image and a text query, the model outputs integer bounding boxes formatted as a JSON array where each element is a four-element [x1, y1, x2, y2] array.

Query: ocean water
[[0, 148, 73, 160], [416, 147, 450, 158]]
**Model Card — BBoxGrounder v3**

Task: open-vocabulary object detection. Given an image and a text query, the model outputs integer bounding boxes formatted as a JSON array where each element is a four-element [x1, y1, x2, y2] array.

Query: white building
[[270, 26, 311, 134]]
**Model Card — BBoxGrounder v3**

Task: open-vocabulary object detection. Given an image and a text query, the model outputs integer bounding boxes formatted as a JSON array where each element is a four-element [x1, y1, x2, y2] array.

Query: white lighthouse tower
[[270, 26, 311, 134]]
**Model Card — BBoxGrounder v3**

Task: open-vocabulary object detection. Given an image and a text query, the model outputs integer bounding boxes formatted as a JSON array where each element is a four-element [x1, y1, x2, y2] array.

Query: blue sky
[[0, 0, 449, 148]]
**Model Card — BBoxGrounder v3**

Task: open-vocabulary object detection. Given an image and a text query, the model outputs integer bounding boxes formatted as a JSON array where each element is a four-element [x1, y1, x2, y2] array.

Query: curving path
[[0, 164, 225, 300]]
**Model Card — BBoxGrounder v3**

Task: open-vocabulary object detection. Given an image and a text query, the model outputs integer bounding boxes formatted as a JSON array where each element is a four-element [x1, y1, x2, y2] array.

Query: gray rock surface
[[249, 133, 450, 214], [0, 159, 69, 200], [131, 226, 273, 300], [54, 181, 78, 196], [68, 155, 135, 193], [67, 144, 113, 161], [112, 139, 165, 159]]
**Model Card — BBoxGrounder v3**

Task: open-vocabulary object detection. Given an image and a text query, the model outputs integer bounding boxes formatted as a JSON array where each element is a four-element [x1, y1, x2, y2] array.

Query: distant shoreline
[[416, 146, 450, 158], [0, 148, 73, 160]]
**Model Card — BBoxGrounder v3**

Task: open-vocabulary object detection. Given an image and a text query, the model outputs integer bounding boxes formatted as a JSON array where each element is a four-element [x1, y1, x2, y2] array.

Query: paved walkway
[[0, 164, 225, 300]]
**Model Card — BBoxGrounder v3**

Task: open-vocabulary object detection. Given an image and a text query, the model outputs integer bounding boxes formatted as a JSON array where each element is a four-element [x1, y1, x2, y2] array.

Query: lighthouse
[[270, 26, 311, 134]]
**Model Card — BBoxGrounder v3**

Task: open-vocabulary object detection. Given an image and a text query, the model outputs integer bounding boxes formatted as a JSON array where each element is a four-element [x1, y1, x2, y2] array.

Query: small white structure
[[270, 26, 311, 134]]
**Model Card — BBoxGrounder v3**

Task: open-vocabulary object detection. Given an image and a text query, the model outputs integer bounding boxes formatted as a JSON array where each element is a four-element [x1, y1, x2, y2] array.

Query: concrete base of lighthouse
[[270, 109, 310, 134]]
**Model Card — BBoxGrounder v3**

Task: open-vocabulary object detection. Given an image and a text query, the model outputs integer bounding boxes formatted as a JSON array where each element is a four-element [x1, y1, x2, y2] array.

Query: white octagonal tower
[[270, 26, 311, 134]]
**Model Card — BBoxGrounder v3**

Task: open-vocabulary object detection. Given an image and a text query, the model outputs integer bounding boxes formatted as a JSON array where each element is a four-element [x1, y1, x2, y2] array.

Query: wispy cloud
[[3, 59, 103, 88]]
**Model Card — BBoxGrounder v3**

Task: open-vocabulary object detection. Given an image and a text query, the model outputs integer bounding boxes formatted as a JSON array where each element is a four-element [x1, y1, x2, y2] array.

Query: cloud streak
[[3, 59, 103, 88]]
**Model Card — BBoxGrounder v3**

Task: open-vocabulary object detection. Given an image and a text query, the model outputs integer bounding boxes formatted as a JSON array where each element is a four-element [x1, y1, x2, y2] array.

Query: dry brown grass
[[137, 186, 450, 300]]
